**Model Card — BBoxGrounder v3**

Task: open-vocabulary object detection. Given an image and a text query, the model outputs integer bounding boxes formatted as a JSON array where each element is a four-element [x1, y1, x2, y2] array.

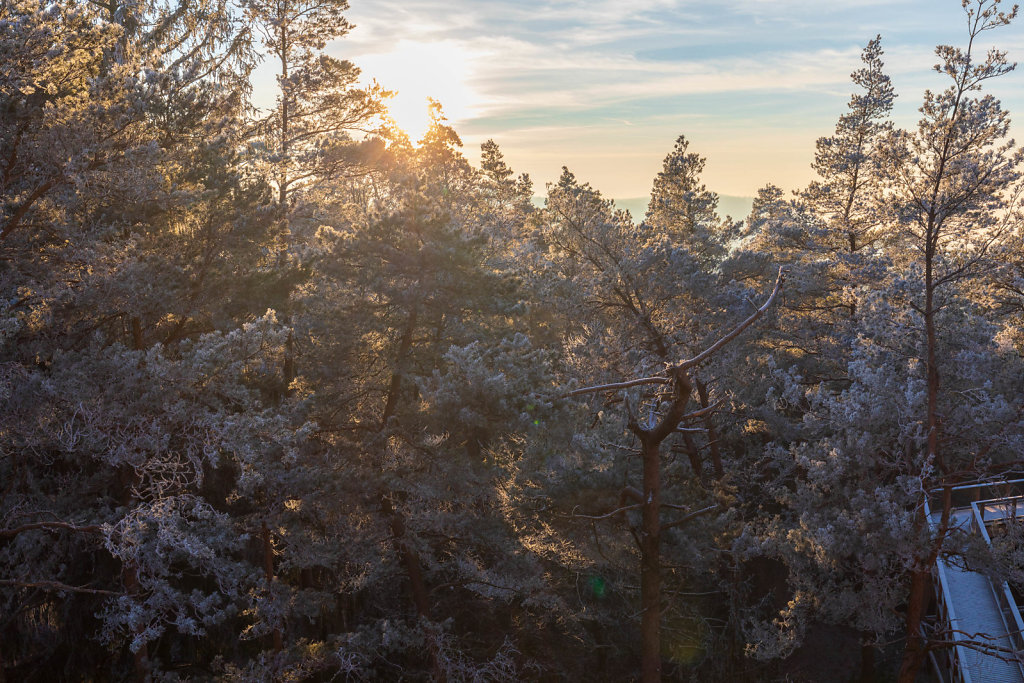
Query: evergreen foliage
[[1, 0, 1022, 680]]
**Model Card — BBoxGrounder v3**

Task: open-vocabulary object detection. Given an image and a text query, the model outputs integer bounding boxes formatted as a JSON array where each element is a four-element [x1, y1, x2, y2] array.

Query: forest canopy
[[1, 0, 1023, 681]]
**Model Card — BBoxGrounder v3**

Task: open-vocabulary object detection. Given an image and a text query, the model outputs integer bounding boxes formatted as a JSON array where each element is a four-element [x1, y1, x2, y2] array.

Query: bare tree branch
[[563, 267, 787, 398], [679, 266, 788, 370], [0, 579, 121, 596], [572, 503, 643, 521], [564, 375, 670, 398], [679, 400, 723, 422], [0, 521, 103, 539], [662, 504, 718, 530], [925, 628, 1024, 663]]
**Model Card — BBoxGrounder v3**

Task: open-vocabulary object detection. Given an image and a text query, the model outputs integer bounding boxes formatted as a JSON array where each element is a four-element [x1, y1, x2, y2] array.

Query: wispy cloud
[[332, 0, 1024, 196]]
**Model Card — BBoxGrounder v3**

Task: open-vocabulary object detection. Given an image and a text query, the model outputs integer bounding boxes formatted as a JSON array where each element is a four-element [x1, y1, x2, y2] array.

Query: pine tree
[[738, 5, 1024, 679], [244, 0, 383, 238], [875, 2, 1023, 677], [645, 134, 738, 268], [533, 149, 785, 680]]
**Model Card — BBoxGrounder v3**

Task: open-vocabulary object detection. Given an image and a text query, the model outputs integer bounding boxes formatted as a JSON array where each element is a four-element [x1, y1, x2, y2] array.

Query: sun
[[359, 39, 480, 143]]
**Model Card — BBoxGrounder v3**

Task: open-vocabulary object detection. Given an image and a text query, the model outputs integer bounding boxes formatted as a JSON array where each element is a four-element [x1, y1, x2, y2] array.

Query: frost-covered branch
[[564, 267, 787, 398], [678, 266, 788, 370]]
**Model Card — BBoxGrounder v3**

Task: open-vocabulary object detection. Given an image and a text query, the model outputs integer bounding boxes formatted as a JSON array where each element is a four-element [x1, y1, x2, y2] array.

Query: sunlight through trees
[[1, 1, 1023, 681]]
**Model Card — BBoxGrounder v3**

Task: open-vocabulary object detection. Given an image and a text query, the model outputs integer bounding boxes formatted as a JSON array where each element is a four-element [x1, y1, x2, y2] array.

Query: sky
[[257, 0, 1024, 203]]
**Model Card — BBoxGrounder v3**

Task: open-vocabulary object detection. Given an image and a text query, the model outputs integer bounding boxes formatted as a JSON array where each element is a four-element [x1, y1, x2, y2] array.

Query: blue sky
[[289, 0, 1024, 200]]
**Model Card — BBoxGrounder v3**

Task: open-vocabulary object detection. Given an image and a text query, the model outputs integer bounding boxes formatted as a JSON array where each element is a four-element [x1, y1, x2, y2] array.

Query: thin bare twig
[[572, 503, 643, 521], [0, 579, 121, 596], [0, 521, 103, 539], [662, 504, 718, 530]]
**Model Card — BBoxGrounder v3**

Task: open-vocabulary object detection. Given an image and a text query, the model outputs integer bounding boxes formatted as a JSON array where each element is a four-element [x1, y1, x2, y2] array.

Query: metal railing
[[932, 556, 974, 683], [971, 498, 1024, 673], [925, 480, 1024, 682]]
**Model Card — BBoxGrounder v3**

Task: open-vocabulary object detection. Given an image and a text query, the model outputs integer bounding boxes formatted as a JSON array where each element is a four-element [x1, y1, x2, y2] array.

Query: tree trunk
[[380, 492, 446, 681], [899, 226, 945, 683], [465, 426, 489, 461], [382, 306, 418, 427], [283, 330, 295, 396], [679, 431, 703, 476], [898, 567, 931, 683], [635, 369, 692, 683], [261, 522, 283, 653], [278, 20, 290, 223], [640, 436, 662, 683], [898, 486, 950, 683], [695, 379, 723, 480], [860, 632, 875, 683], [130, 316, 143, 350], [380, 494, 431, 618], [924, 246, 943, 475]]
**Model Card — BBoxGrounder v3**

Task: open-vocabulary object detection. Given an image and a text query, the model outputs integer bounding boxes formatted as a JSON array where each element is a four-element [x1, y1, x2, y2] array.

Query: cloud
[[326, 0, 1024, 196], [340, 0, 951, 128]]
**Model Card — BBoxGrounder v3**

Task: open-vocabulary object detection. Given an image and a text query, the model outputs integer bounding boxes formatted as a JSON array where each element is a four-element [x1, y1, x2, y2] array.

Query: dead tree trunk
[[569, 268, 786, 683], [633, 369, 693, 682]]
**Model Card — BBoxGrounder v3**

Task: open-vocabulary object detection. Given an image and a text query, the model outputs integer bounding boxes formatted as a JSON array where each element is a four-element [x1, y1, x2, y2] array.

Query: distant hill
[[610, 195, 755, 222], [716, 195, 756, 221], [532, 195, 755, 222]]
